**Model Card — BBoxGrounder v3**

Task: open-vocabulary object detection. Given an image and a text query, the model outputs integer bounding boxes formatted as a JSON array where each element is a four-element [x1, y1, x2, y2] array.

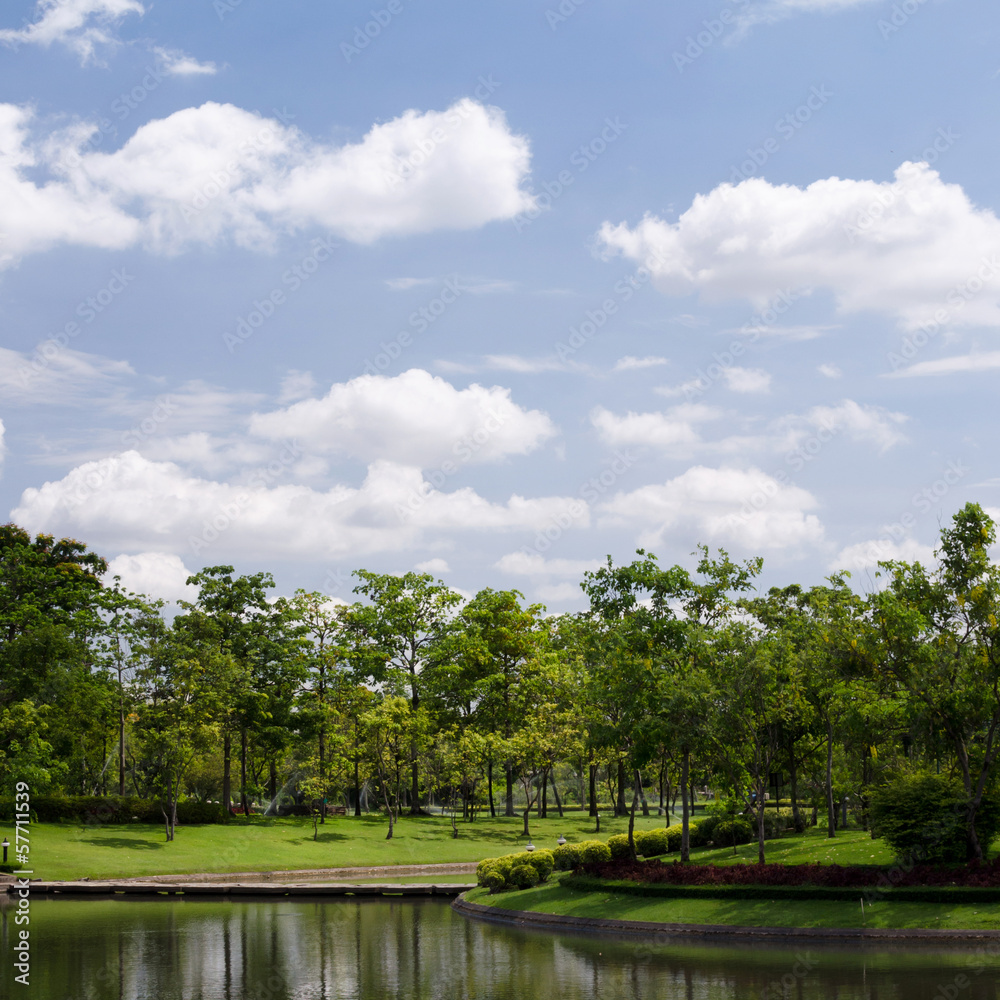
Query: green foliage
[[0, 795, 226, 824], [607, 833, 632, 859], [509, 862, 541, 889], [578, 839, 612, 863], [481, 869, 507, 893], [635, 827, 668, 857], [870, 772, 1000, 863], [712, 818, 754, 847], [690, 815, 718, 847], [553, 843, 581, 870], [664, 824, 683, 852]]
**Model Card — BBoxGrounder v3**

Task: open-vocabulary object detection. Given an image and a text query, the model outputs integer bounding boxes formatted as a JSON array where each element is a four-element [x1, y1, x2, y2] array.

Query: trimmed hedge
[[607, 834, 632, 859], [635, 828, 669, 857], [0, 795, 226, 825], [476, 849, 555, 893], [553, 843, 581, 870]]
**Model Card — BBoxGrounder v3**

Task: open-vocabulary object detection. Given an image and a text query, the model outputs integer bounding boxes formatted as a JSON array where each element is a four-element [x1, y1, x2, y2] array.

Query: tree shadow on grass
[[293, 831, 351, 845], [76, 837, 165, 850]]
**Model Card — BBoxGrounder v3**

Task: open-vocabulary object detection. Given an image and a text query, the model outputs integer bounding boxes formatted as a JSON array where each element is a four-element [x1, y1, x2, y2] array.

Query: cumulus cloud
[[599, 466, 824, 552], [0, 98, 534, 264], [105, 551, 198, 603], [593, 398, 905, 457], [0, 0, 143, 65], [12, 452, 585, 562], [830, 536, 937, 575], [598, 163, 1000, 331], [249, 369, 557, 468], [414, 558, 450, 575], [494, 551, 602, 578], [818, 363, 842, 378], [590, 404, 714, 453]]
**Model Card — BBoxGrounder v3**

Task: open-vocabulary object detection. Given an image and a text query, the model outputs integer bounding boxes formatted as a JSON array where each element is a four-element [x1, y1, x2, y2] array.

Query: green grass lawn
[[0, 811, 671, 881], [466, 873, 1000, 931], [686, 826, 896, 866]]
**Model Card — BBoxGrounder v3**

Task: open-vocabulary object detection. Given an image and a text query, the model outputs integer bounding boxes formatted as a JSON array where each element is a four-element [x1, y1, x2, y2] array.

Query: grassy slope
[[1, 812, 674, 881], [466, 874, 1000, 931]]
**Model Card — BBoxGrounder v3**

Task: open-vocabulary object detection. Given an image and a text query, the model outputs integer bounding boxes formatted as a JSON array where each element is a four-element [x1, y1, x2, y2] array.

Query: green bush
[[578, 839, 612, 863], [871, 772, 1000, 864], [690, 815, 717, 847], [664, 824, 682, 852], [635, 828, 668, 857], [607, 833, 632, 859], [481, 870, 507, 894], [476, 858, 499, 883], [712, 818, 754, 847], [509, 863, 540, 889], [553, 843, 581, 870], [528, 848, 555, 881]]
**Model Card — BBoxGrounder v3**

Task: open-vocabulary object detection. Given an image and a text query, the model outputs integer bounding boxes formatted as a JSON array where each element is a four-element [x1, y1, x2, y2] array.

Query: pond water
[[3, 895, 999, 999]]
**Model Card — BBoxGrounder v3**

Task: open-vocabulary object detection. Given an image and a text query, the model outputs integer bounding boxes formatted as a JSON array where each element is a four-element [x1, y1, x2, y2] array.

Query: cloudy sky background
[[1, 0, 998, 607]]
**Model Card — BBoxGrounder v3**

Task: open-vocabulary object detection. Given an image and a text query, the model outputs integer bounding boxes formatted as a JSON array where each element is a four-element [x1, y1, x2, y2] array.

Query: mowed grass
[[0, 811, 672, 881], [467, 873, 1000, 931], [688, 825, 896, 866]]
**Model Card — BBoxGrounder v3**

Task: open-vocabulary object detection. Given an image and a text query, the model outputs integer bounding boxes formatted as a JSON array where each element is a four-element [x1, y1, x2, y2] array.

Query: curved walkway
[[453, 895, 1000, 943]]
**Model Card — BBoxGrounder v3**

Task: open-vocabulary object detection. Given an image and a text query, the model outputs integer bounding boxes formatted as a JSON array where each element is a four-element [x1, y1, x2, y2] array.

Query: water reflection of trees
[[12, 898, 1000, 1000]]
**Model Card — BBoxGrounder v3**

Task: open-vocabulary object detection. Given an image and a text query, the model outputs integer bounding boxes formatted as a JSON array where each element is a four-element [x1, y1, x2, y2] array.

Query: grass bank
[[465, 874, 1000, 931], [0, 812, 673, 881]]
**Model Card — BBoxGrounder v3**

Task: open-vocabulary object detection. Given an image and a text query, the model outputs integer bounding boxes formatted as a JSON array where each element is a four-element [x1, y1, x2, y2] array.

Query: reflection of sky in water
[[4, 897, 999, 999]]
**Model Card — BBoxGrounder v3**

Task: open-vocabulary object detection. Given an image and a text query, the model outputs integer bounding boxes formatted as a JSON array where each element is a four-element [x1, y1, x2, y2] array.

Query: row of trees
[[2, 503, 999, 860]]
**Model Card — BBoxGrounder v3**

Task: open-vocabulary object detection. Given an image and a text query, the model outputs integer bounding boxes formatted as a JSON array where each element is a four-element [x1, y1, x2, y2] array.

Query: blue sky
[[1, 0, 997, 608]]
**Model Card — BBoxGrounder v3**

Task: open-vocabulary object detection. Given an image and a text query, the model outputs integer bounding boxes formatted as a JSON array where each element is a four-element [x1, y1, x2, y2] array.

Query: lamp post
[[595, 813, 600, 834], [557, 835, 567, 846], [526, 841, 535, 852], [2, 838, 8, 865]]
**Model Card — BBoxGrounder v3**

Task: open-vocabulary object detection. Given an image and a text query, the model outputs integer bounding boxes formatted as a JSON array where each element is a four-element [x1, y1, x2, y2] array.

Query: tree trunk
[[223, 731, 231, 812], [522, 806, 530, 838], [268, 759, 277, 803], [540, 768, 548, 818], [826, 718, 836, 839], [118, 696, 126, 797], [487, 760, 496, 818], [627, 769, 640, 859], [588, 763, 598, 817], [616, 758, 627, 817], [505, 761, 515, 817], [658, 762, 665, 818], [552, 772, 564, 818], [757, 785, 766, 865], [681, 748, 690, 863], [789, 734, 804, 833], [240, 727, 249, 816], [640, 773, 649, 817]]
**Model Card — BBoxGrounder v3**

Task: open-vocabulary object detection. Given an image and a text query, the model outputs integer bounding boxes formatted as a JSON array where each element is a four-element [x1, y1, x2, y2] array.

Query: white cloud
[[0, 98, 535, 264], [277, 369, 316, 403], [249, 369, 557, 467], [0, 346, 134, 403], [599, 466, 824, 552], [105, 551, 198, 603], [590, 404, 714, 453], [830, 536, 936, 575], [818, 363, 842, 378], [152, 47, 218, 77], [888, 351, 1000, 378], [0, 417, 6, 475], [495, 551, 601, 578], [414, 558, 450, 574], [797, 399, 907, 453], [12, 453, 586, 562], [598, 163, 1000, 331], [0, 0, 144, 65], [723, 367, 771, 393], [613, 355, 669, 372]]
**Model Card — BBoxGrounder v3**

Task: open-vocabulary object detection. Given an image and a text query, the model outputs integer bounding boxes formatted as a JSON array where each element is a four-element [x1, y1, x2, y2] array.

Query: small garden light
[[557, 835, 567, 846], [2, 838, 8, 864], [526, 841, 535, 852]]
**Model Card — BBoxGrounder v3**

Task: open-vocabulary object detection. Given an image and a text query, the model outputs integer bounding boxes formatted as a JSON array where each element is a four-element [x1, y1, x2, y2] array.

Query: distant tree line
[[1, 503, 999, 860]]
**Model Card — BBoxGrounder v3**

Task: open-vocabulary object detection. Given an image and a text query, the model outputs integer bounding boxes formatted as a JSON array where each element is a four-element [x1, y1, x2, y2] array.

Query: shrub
[[0, 795, 226, 825], [578, 839, 612, 863], [476, 858, 499, 883], [664, 824, 682, 852], [528, 848, 555, 881], [712, 818, 754, 847], [509, 863, 540, 889], [553, 843, 581, 870], [871, 773, 1000, 864], [635, 828, 668, 857], [690, 815, 718, 847], [481, 870, 507, 894], [607, 833, 632, 859]]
